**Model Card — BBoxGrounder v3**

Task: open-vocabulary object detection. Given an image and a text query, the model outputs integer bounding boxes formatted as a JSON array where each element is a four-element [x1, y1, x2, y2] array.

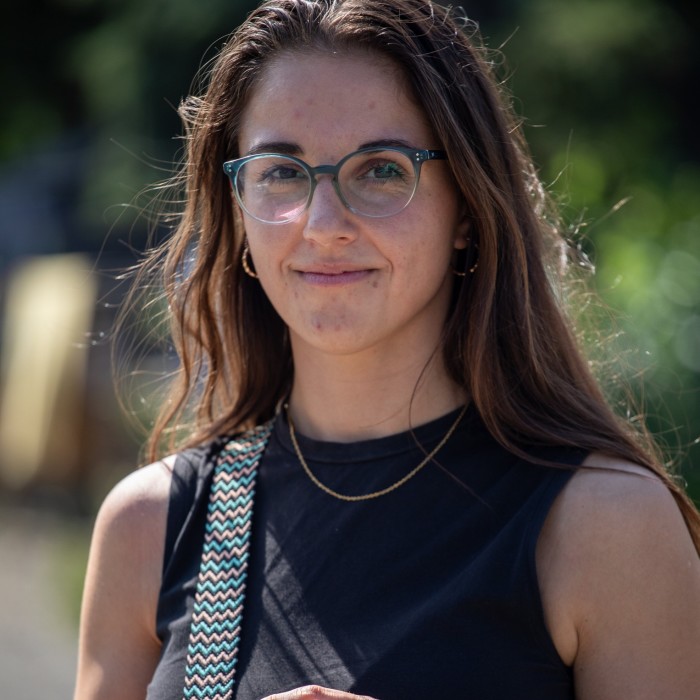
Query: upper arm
[[538, 456, 700, 700], [74, 458, 174, 700]]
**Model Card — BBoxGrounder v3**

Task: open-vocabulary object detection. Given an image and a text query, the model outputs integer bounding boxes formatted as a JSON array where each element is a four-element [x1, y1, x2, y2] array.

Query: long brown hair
[[124, 0, 700, 546]]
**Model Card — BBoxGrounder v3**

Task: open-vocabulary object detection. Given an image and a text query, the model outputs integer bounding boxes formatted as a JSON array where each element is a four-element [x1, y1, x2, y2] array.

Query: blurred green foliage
[[494, 0, 700, 492], [1, 0, 697, 493]]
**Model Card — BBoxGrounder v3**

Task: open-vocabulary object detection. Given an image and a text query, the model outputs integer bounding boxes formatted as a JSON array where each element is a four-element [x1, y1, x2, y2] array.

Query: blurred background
[[0, 0, 698, 696]]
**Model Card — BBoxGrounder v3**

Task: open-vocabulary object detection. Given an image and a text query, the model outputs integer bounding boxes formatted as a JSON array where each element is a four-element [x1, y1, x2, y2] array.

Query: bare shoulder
[[554, 452, 685, 533], [96, 455, 176, 537], [538, 452, 700, 699], [546, 453, 698, 567], [86, 454, 177, 628], [75, 456, 177, 700], [540, 452, 698, 605]]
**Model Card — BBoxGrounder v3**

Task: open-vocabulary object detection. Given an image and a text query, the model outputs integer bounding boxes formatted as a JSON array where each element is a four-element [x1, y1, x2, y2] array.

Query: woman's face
[[237, 50, 468, 361]]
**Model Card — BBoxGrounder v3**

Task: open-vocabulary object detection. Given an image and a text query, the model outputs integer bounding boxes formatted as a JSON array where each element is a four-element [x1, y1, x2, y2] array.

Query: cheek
[[393, 206, 458, 267], [252, 257, 295, 322], [247, 240, 276, 281], [245, 228, 297, 296], [387, 235, 451, 294]]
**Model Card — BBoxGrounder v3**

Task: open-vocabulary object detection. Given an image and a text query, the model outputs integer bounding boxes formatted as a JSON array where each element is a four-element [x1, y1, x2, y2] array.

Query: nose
[[302, 176, 358, 246]]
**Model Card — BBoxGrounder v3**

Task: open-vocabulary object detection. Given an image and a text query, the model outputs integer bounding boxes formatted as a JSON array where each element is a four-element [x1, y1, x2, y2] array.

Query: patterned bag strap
[[183, 421, 273, 700]]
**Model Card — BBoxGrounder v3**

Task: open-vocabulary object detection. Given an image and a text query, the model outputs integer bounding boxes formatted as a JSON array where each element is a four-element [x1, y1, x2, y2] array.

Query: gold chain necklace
[[286, 404, 467, 502]]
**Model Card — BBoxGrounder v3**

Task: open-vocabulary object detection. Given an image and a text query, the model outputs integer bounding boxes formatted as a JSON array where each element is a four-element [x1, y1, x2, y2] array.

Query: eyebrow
[[245, 141, 301, 157], [358, 138, 415, 150], [243, 137, 417, 158]]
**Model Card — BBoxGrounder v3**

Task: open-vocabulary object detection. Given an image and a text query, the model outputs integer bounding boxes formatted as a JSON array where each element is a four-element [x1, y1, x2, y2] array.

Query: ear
[[452, 204, 470, 250]]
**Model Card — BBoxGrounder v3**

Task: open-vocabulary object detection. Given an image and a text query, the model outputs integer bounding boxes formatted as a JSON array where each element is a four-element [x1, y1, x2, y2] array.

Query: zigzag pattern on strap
[[183, 422, 272, 700]]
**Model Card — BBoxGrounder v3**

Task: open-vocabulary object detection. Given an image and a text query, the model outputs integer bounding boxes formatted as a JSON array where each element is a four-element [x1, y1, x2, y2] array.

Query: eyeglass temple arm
[[415, 149, 447, 162]]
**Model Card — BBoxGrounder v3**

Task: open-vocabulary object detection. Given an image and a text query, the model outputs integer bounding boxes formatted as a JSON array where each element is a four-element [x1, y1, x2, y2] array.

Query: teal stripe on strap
[[183, 422, 272, 700]]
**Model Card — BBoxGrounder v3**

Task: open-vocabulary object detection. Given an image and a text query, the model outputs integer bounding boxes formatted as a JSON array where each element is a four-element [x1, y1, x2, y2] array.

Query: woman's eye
[[365, 161, 405, 179], [261, 165, 303, 181]]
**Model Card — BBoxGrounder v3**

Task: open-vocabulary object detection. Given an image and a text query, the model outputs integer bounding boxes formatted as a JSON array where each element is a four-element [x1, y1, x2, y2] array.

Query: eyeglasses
[[223, 146, 446, 224]]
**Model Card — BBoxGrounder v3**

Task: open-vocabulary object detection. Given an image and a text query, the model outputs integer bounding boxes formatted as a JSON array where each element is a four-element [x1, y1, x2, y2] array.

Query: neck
[[287, 339, 466, 442]]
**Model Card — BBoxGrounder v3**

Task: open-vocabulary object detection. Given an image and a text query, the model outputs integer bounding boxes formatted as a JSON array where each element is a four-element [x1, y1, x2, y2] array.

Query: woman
[[74, 1, 700, 699]]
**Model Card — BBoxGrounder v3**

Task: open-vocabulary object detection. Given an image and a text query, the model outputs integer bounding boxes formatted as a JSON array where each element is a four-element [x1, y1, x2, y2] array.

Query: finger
[[261, 685, 378, 700]]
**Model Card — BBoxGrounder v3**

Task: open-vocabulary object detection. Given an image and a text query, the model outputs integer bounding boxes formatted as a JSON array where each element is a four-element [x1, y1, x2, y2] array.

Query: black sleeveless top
[[147, 406, 585, 700]]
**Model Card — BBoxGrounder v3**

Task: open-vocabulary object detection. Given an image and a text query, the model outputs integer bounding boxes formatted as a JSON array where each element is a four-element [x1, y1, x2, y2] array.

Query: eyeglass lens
[[235, 149, 418, 223]]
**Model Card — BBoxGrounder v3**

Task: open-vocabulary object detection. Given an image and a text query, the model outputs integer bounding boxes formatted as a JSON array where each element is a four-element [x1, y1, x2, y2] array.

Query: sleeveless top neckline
[[148, 406, 585, 700]]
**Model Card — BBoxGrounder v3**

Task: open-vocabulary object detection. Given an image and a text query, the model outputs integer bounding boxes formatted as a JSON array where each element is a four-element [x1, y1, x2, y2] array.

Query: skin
[[238, 50, 469, 442], [74, 51, 700, 700]]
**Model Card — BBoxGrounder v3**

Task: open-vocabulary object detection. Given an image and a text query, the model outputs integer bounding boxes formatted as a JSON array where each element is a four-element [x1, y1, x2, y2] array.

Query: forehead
[[238, 49, 434, 156]]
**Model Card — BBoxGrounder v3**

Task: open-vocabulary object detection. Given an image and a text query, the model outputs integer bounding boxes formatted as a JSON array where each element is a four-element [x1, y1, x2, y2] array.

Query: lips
[[294, 262, 375, 286]]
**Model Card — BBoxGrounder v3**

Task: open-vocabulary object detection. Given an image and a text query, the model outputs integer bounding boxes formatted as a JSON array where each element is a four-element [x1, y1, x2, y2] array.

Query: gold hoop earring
[[452, 241, 478, 277], [241, 239, 258, 279]]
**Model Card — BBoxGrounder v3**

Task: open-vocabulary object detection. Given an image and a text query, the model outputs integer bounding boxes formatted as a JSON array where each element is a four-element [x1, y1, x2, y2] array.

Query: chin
[[291, 324, 378, 357]]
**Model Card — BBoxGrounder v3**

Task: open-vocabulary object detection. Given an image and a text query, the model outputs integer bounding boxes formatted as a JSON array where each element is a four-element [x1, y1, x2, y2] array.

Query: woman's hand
[[261, 686, 378, 700]]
